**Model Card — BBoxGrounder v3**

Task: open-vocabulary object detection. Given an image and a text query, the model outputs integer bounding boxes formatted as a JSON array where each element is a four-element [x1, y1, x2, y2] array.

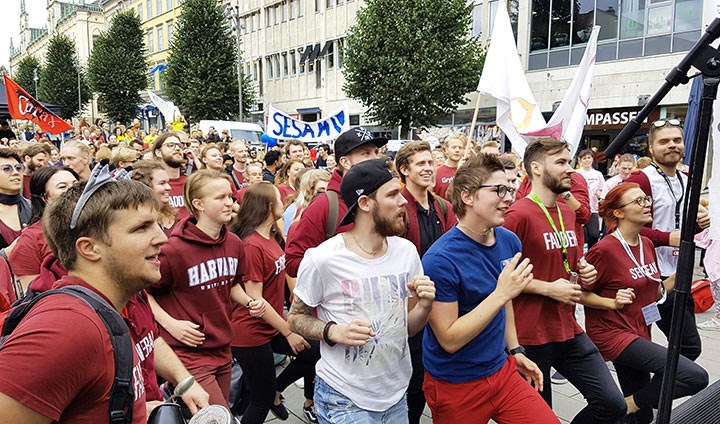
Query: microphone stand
[[604, 18, 720, 424]]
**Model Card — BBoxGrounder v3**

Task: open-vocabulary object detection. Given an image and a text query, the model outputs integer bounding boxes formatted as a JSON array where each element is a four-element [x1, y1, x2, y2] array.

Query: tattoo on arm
[[288, 297, 326, 340]]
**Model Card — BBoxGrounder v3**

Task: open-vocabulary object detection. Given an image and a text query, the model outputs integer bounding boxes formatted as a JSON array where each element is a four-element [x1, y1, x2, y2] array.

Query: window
[[337, 38, 344, 66], [167, 21, 174, 43], [326, 41, 334, 69], [283, 53, 289, 76], [147, 30, 154, 53], [620, 0, 645, 39], [167, 0, 173, 11], [157, 26, 164, 50], [299, 52, 306, 73], [146, 0, 153, 18], [675, 0, 701, 32], [290, 51, 297, 74], [267, 57, 274, 79], [299, 0, 305, 16], [327, 0, 333, 7], [337, 0, 345, 4], [275, 55, 281, 78], [275, 5, 281, 24], [283, 1, 289, 21], [471, 1, 482, 38], [253, 61, 258, 81], [308, 60, 314, 73], [156, 0, 163, 15], [290, 0, 296, 19], [137, 4, 143, 21], [266, 8, 272, 27], [316, 0, 321, 12], [316, 60, 322, 88]]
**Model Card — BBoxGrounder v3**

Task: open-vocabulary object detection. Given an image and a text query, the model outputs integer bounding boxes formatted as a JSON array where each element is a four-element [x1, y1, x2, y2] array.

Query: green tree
[[165, 0, 255, 122], [343, 0, 485, 135], [39, 34, 90, 119], [13, 56, 42, 99], [88, 10, 147, 124]]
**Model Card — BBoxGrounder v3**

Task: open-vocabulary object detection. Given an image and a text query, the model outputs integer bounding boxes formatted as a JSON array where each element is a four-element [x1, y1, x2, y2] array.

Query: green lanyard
[[529, 192, 571, 274]]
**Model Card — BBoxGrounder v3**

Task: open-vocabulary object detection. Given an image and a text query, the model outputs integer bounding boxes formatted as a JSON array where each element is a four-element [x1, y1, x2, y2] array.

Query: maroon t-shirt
[[124, 292, 163, 402], [504, 197, 584, 345], [168, 175, 190, 221], [8, 221, 51, 277], [232, 232, 286, 347], [277, 183, 295, 205], [583, 235, 661, 361], [22, 175, 31, 199], [0, 276, 147, 423], [433, 165, 457, 199]]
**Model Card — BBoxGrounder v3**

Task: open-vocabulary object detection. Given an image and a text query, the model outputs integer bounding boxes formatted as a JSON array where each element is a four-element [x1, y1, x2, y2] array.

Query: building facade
[[9, 0, 107, 120]]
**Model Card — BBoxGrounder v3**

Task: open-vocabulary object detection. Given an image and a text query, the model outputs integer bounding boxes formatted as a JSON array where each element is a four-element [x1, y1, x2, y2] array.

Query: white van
[[199, 120, 264, 146]]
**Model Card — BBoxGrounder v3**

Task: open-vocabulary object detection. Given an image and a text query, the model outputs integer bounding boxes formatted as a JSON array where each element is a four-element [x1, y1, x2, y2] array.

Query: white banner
[[147, 90, 181, 122], [478, 2, 599, 158], [267, 104, 349, 142], [709, 0, 720, 240]]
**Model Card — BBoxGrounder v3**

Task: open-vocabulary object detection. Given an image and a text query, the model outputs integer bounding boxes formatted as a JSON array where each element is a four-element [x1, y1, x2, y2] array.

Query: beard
[[162, 151, 185, 168], [371, 204, 405, 237], [543, 172, 572, 195]]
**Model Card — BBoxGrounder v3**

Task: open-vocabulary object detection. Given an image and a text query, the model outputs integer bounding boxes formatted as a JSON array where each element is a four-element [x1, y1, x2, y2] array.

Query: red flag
[[3, 75, 73, 134]]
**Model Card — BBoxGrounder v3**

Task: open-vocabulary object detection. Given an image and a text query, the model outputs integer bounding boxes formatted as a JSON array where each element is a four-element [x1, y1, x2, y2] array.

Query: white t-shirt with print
[[294, 234, 422, 412]]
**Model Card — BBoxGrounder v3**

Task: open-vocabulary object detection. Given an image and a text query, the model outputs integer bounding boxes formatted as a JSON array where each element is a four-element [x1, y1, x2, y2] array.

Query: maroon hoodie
[[148, 217, 244, 366]]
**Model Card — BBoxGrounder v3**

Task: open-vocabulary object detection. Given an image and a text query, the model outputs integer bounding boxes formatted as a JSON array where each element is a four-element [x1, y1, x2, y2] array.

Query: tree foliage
[[13, 56, 41, 98], [39, 34, 90, 119], [165, 0, 256, 121], [343, 0, 485, 134], [88, 10, 147, 124]]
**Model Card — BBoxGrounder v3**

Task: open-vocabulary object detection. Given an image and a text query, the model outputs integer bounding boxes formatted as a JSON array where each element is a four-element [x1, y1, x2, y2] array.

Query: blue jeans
[[314, 377, 409, 424]]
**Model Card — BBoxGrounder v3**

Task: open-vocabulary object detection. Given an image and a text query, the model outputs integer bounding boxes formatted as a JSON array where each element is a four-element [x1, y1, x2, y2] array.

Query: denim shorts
[[314, 377, 408, 424]]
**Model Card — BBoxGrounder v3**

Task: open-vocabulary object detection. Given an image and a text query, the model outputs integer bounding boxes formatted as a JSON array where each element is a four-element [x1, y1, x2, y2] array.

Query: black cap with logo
[[334, 127, 388, 159], [339, 158, 394, 226]]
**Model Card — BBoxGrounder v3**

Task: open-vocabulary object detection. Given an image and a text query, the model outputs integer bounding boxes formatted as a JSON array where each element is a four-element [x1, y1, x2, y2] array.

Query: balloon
[[261, 133, 277, 147]]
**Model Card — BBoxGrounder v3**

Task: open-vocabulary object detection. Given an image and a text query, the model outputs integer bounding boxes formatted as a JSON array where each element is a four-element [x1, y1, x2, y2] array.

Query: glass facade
[[529, 0, 702, 70]]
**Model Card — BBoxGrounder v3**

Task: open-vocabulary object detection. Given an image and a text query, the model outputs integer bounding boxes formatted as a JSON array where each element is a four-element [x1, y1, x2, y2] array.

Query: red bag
[[691, 279, 715, 313]]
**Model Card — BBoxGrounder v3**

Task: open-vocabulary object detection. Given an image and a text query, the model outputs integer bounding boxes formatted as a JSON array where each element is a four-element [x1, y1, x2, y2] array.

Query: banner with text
[[3, 75, 73, 134], [267, 104, 349, 142]]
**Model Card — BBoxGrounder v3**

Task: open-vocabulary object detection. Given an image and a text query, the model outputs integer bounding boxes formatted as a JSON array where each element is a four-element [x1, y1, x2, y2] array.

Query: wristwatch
[[562, 192, 572, 201], [507, 346, 526, 356]]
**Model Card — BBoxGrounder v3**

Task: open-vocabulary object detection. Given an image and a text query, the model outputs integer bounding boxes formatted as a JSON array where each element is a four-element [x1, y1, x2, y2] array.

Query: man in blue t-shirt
[[421, 154, 558, 423]]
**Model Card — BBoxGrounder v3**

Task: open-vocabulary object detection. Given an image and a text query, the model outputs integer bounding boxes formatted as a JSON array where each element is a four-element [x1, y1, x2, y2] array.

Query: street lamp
[[225, 1, 245, 122]]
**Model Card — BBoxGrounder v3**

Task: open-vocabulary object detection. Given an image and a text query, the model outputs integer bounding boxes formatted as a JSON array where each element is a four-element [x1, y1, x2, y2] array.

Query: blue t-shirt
[[422, 226, 521, 383]]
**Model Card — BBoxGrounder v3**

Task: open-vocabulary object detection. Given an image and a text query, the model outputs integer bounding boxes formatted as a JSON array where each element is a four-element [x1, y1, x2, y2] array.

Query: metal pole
[[33, 67, 38, 99], [235, 2, 243, 122], [77, 68, 82, 115]]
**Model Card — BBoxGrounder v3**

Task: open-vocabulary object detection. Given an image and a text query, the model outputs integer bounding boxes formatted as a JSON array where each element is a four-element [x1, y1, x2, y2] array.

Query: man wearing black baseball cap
[[285, 127, 388, 277], [289, 158, 435, 423]]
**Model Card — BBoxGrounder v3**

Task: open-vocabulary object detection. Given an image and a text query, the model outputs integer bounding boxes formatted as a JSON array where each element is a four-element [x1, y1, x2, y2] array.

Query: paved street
[[261, 250, 720, 423]]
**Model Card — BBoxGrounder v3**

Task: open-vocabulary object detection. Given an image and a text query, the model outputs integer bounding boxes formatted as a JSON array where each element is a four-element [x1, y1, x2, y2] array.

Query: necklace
[[459, 223, 493, 236], [350, 231, 384, 256]]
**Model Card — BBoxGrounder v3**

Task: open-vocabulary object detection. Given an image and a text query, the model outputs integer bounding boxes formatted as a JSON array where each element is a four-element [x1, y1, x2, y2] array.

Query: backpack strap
[[431, 193, 448, 220], [228, 169, 242, 190], [325, 191, 339, 239], [1, 285, 134, 424]]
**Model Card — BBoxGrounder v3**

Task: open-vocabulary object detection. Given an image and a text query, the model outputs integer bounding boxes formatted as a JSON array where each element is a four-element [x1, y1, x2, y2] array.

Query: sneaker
[[303, 404, 318, 423], [697, 317, 720, 331], [294, 377, 305, 389], [270, 396, 289, 420], [551, 370, 568, 385]]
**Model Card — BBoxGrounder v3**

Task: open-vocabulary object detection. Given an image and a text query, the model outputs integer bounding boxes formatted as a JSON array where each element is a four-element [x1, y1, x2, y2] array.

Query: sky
[[1, 0, 49, 71]]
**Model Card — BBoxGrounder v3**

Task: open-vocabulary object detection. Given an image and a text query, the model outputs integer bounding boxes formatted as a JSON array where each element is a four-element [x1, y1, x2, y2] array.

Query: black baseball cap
[[339, 158, 394, 226], [334, 127, 388, 159]]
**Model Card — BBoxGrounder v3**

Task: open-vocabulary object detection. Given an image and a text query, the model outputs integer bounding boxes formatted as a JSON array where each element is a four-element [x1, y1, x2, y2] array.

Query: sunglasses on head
[[1, 163, 25, 174], [652, 119, 681, 128]]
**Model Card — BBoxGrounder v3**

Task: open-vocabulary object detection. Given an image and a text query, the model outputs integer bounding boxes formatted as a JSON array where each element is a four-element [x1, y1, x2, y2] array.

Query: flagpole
[[468, 90, 482, 143]]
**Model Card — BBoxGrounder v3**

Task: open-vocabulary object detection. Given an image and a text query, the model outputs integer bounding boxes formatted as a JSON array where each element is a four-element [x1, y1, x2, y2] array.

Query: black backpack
[[0, 285, 134, 424]]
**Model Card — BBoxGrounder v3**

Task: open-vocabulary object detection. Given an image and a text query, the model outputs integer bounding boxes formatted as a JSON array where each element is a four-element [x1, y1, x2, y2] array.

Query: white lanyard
[[615, 230, 661, 283]]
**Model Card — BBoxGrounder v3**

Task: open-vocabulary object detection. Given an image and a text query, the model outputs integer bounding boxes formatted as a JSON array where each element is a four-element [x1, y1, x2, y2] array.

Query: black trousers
[[407, 331, 425, 424], [656, 284, 702, 361], [524, 333, 626, 424], [584, 213, 600, 249], [232, 335, 320, 424], [613, 337, 708, 424]]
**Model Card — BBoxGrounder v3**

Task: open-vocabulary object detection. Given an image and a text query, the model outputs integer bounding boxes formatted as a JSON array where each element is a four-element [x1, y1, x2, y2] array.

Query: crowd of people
[[0, 117, 715, 424]]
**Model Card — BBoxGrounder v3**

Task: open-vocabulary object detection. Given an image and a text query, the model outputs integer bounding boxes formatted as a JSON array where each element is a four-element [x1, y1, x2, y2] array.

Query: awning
[[297, 107, 321, 114]]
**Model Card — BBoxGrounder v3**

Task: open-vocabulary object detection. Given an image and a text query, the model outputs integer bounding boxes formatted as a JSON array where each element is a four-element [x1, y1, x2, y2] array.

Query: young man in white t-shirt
[[288, 158, 436, 423], [575, 149, 604, 248]]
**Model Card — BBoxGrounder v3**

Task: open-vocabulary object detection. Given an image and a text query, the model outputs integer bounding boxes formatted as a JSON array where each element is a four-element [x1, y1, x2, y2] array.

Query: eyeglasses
[[1, 163, 25, 174], [619, 196, 653, 208], [478, 184, 516, 198], [652, 119, 681, 128], [163, 141, 187, 150]]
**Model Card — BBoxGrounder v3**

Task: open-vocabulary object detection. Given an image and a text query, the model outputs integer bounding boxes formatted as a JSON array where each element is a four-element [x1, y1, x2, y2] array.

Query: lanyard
[[615, 229, 661, 283], [530, 193, 571, 274], [650, 163, 684, 229]]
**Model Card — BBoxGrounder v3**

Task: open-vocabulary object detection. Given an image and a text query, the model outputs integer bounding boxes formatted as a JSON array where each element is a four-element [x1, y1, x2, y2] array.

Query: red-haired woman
[[581, 183, 708, 423]]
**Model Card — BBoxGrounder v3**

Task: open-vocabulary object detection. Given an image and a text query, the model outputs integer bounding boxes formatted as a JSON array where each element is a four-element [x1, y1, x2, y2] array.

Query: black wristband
[[323, 321, 337, 346]]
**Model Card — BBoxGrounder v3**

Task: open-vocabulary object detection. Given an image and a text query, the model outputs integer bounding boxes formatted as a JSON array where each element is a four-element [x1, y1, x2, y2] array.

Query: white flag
[[478, 2, 545, 158], [147, 90, 182, 122], [524, 27, 600, 158]]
